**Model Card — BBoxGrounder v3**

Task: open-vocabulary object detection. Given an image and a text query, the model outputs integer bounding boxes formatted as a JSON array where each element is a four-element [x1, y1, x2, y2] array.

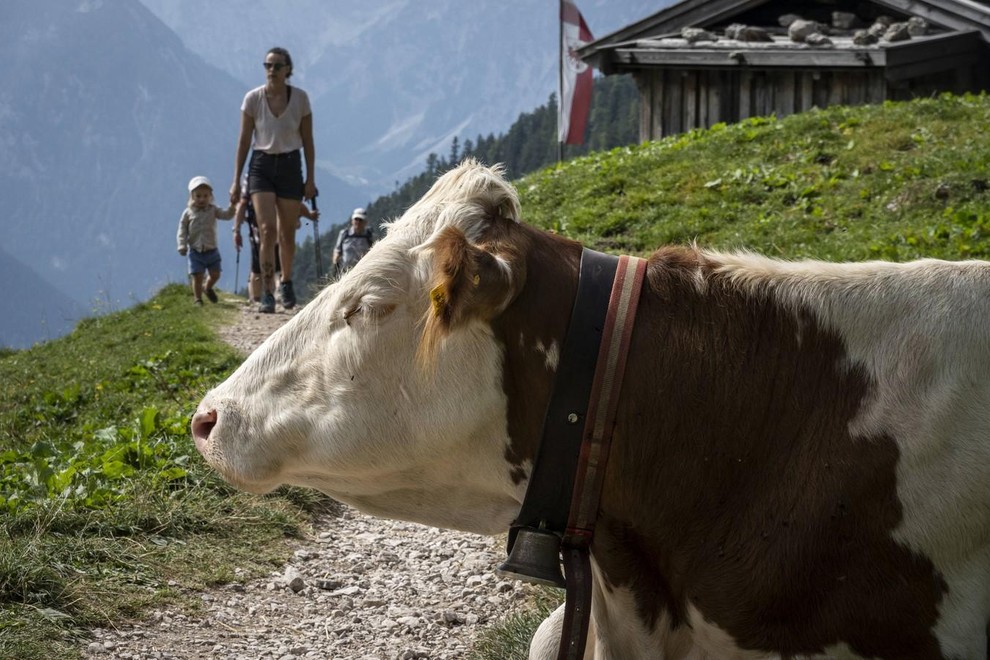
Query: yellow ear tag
[[472, 274, 480, 287], [430, 285, 446, 317]]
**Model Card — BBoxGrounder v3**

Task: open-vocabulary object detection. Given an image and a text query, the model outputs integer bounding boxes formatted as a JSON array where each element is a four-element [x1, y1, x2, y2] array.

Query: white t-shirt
[[241, 85, 312, 154]]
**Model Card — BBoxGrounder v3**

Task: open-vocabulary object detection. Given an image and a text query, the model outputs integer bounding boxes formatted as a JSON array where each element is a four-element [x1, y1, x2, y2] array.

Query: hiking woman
[[229, 46, 316, 313]]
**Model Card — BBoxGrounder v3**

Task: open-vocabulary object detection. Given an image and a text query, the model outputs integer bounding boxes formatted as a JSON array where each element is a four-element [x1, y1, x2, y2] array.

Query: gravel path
[[83, 300, 535, 659]]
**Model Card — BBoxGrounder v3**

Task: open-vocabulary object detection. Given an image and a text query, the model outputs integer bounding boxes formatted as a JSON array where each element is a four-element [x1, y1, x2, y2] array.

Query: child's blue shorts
[[188, 248, 221, 275]]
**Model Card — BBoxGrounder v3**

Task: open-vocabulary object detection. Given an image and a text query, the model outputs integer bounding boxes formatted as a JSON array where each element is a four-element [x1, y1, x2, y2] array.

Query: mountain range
[[0, 0, 664, 349], [137, 0, 663, 189]]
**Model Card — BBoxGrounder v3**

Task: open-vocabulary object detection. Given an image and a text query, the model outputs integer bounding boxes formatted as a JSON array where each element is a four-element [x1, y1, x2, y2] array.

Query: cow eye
[[343, 307, 361, 325], [342, 302, 397, 327]]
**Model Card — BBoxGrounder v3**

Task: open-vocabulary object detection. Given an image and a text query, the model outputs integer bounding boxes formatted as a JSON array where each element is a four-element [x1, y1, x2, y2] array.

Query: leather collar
[[500, 248, 647, 659]]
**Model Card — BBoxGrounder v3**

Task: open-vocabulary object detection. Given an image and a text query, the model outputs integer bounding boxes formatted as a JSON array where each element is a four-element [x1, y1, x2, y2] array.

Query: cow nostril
[[191, 409, 218, 447]]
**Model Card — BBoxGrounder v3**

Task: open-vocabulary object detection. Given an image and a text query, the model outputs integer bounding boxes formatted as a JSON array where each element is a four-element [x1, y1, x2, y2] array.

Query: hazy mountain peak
[[137, 0, 663, 189]]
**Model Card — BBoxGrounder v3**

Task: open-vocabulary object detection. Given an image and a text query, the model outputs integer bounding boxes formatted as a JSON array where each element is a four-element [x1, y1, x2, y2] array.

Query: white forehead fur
[[385, 159, 522, 250]]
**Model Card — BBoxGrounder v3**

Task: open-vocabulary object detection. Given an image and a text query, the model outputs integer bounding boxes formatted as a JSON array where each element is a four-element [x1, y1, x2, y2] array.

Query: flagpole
[[557, 0, 563, 164]]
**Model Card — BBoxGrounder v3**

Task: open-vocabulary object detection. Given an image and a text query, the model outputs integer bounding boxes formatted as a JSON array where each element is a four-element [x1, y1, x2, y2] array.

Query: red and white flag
[[559, 0, 594, 145]]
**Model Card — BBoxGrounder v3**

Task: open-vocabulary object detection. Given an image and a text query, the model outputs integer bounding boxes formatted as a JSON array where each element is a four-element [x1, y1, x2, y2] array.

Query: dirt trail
[[83, 299, 534, 660]]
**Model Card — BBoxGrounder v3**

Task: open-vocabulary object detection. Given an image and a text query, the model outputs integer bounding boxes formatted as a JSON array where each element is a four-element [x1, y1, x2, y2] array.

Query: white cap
[[351, 207, 367, 220], [188, 176, 213, 192]]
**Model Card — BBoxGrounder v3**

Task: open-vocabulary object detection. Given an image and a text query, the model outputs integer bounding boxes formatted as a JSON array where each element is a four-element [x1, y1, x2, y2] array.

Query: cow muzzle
[[189, 399, 283, 494]]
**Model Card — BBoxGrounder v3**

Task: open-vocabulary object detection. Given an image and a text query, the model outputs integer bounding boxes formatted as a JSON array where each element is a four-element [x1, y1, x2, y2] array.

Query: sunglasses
[[263, 62, 288, 72]]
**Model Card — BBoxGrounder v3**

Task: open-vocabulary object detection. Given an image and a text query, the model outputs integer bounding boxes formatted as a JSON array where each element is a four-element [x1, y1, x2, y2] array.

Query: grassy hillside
[[520, 92, 990, 263], [0, 285, 322, 659], [1, 93, 988, 659]]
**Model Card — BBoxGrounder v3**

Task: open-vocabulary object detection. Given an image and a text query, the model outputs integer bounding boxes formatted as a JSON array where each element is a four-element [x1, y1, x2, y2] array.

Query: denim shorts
[[188, 248, 222, 275], [248, 150, 304, 200]]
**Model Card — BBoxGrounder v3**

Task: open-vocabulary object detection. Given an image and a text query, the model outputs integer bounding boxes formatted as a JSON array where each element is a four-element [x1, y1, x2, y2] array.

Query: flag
[[559, 0, 594, 145]]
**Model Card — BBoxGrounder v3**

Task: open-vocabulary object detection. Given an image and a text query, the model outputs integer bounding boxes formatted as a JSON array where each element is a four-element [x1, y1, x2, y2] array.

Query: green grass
[[0, 284, 325, 659], [469, 587, 562, 660], [520, 93, 990, 263], [3, 94, 990, 659]]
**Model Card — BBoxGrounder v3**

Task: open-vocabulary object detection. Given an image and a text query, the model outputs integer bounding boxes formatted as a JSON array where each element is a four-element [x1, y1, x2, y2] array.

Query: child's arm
[[177, 210, 189, 256], [215, 203, 237, 221]]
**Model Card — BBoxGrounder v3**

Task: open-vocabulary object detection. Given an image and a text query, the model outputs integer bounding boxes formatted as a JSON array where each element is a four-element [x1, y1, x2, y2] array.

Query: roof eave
[[870, 0, 990, 40], [578, 0, 771, 59], [579, 0, 990, 65]]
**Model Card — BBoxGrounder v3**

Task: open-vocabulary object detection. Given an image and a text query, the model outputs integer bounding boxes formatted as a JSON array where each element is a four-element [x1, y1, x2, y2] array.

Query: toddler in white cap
[[177, 176, 236, 305]]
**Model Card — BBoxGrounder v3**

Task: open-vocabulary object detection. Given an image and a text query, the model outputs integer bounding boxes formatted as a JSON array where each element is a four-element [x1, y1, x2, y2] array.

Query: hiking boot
[[280, 280, 296, 309], [259, 291, 276, 314], [205, 288, 218, 303], [194, 298, 204, 306]]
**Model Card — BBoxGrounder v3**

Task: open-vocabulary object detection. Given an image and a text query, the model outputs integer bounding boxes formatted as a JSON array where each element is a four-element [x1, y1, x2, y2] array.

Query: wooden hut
[[578, 0, 990, 141]]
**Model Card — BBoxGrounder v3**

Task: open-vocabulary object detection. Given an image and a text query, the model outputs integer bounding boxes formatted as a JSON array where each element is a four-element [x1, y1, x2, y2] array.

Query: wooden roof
[[579, 0, 990, 66], [606, 30, 983, 76]]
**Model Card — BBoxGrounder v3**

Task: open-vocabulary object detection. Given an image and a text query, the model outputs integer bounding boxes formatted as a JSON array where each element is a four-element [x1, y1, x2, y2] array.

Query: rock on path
[[84, 300, 536, 659]]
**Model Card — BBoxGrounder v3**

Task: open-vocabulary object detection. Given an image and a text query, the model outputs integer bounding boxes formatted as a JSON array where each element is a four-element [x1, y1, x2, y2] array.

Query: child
[[177, 176, 235, 305]]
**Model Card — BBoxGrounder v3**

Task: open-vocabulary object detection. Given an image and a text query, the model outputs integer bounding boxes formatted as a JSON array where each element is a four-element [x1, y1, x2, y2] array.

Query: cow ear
[[419, 226, 524, 362]]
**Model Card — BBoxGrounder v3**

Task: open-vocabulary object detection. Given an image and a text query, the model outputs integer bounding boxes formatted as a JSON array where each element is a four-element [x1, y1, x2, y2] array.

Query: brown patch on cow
[[646, 245, 716, 302], [418, 215, 582, 485], [594, 245, 947, 657], [437, 215, 585, 475], [489, 224, 583, 474]]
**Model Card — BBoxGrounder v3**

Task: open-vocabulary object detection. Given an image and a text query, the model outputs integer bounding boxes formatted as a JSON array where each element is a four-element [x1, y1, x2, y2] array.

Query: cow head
[[191, 160, 577, 535]]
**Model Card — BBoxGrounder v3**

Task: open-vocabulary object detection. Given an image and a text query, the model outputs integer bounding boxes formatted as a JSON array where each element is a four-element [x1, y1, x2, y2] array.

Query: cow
[[192, 159, 990, 659]]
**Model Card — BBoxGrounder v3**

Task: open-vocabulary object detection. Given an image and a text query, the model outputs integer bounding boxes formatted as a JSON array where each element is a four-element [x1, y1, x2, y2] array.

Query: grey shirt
[[177, 204, 236, 253]]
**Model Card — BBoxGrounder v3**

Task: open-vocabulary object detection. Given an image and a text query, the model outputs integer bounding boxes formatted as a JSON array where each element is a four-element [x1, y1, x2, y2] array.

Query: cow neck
[[500, 248, 647, 660]]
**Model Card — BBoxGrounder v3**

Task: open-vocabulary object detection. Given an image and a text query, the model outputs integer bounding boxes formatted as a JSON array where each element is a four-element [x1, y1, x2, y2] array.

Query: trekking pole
[[310, 191, 323, 279], [234, 247, 241, 298]]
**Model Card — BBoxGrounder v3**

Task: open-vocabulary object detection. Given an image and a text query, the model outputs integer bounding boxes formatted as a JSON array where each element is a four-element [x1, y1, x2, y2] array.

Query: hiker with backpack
[[333, 207, 375, 274]]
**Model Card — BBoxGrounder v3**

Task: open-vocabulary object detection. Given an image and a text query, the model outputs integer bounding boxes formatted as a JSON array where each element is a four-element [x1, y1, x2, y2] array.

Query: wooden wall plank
[[867, 71, 886, 105], [775, 71, 796, 118], [685, 71, 698, 131], [636, 74, 652, 142], [828, 73, 845, 106], [665, 70, 684, 135], [707, 71, 723, 126], [652, 73, 665, 139], [799, 72, 814, 112], [753, 72, 770, 117], [739, 70, 752, 119], [729, 70, 741, 123], [847, 72, 866, 107], [698, 71, 710, 128], [813, 71, 830, 108]]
